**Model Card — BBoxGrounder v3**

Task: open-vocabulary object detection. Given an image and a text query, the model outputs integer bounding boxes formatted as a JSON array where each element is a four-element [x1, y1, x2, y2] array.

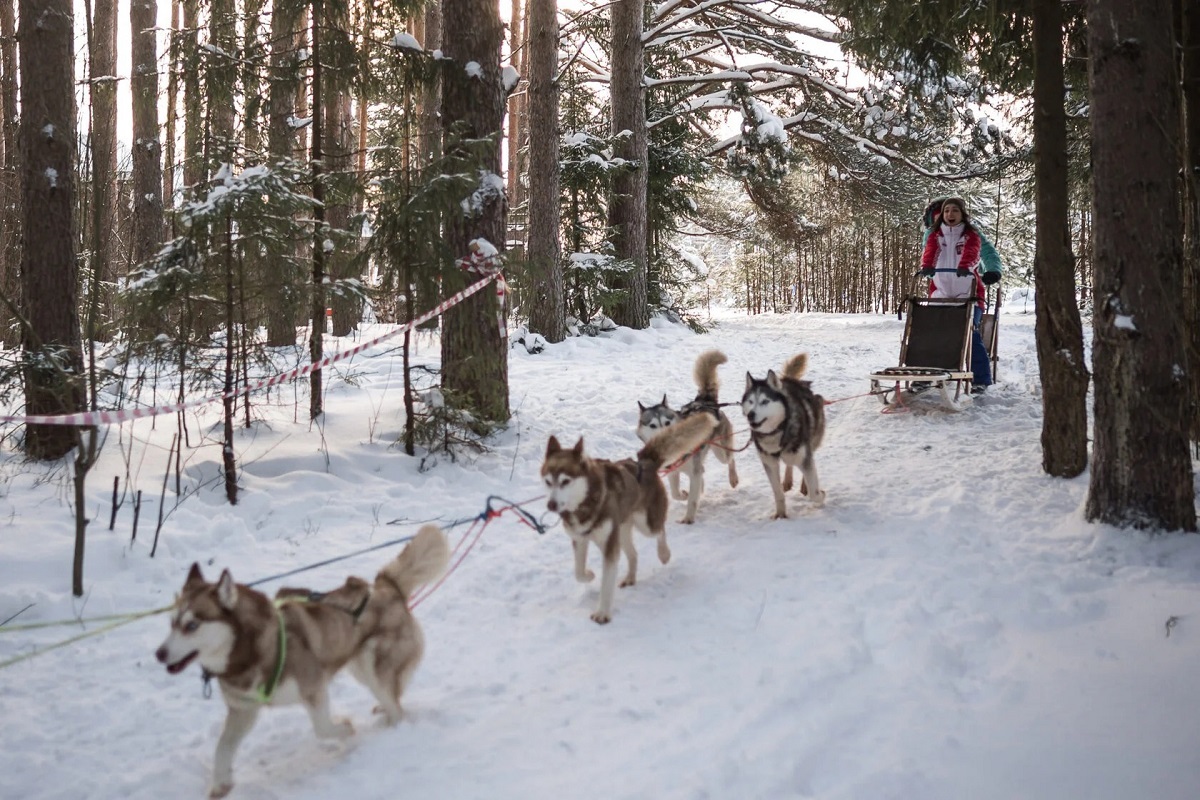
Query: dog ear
[[572, 437, 585, 455], [767, 369, 783, 390], [216, 569, 238, 610], [745, 371, 754, 391], [661, 393, 668, 406], [545, 435, 561, 455], [185, 562, 205, 588], [637, 400, 646, 412]]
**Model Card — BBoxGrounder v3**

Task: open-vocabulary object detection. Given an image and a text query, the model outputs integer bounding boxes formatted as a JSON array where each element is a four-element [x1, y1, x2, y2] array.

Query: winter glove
[[982, 271, 1001, 285], [956, 267, 971, 277], [918, 268, 935, 278]]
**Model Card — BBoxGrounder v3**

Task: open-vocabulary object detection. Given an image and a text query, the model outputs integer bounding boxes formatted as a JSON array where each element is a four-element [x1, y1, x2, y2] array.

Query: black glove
[[982, 271, 1001, 285], [918, 268, 935, 278], [956, 267, 971, 277]]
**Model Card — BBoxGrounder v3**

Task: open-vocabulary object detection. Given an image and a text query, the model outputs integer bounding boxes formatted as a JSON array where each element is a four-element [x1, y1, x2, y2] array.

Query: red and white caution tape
[[1, 271, 502, 427]]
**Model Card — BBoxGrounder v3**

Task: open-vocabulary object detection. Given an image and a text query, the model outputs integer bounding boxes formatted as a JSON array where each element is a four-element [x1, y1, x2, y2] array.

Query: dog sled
[[869, 271, 1000, 411]]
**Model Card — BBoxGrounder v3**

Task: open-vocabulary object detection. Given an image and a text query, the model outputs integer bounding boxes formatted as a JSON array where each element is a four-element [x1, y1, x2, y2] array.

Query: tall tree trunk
[[1180, 0, 1200, 447], [310, 0, 326, 419], [608, 0, 648, 329], [182, 0, 204, 192], [163, 0, 180, 213], [441, 0, 510, 424], [525, 0, 563, 342], [209, 0, 237, 165], [18, 0, 86, 460], [242, 0, 267, 157], [265, 0, 304, 346], [0, 0, 19, 347], [506, 0, 526, 219], [1032, 0, 1088, 477], [130, 0, 164, 273], [419, 0, 442, 166], [88, 0, 118, 341], [1085, 0, 1196, 531], [324, 0, 358, 336]]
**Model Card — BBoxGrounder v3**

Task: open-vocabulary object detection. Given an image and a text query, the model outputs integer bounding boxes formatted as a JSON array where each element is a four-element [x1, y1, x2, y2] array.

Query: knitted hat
[[922, 197, 949, 228], [941, 197, 970, 224]]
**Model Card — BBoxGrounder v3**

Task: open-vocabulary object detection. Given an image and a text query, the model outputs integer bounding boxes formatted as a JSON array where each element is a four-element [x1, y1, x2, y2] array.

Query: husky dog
[[155, 524, 450, 798], [741, 353, 827, 519], [541, 413, 718, 624], [636, 350, 739, 523]]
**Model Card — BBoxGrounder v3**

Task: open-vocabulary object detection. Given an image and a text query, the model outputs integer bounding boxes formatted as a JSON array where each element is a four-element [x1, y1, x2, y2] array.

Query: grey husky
[[155, 524, 449, 798], [741, 353, 827, 519], [636, 350, 739, 523], [541, 413, 719, 624]]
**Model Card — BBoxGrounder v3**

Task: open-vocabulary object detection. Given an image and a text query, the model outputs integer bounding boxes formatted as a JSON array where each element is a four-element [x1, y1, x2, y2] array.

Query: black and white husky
[[637, 350, 738, 523], [741, 353, 826, 519]]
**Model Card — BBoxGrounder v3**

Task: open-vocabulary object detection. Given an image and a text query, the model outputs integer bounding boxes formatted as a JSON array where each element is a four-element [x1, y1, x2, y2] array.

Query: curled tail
[[636, 413, 718, 473], [693, 350, 728, 400], [376, 524, 450, 601], [783, 353, 809, 380]]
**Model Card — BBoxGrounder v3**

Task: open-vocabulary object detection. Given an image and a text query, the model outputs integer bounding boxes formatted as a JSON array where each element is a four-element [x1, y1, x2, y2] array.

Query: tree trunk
[[89, 0, 118, 341], [209, 0, 237, 165], [324, 0, 358, 336], [0, 0, 19, 348], [163, 0, 180, 213], [1181, 0, 1200, 447], [264, 0, 304, 346], [310, 0, 326, 419], [419, 0, 442, 166], [506, 0, 526, 218], [242, 0, 267, 157], [1032, 0, 1089, 477], [182, 0, 204, 192], [524, 0, 563, 342], [608, 0, 648, 329], [440, 0, 510, 425], [18, 0, 86, 460], [130, 0, 164, 273], [1085, 0, 1196, 531]]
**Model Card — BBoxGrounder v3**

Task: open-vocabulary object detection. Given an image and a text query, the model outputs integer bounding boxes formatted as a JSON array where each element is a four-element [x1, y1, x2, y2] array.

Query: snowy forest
[[0, 0, 1197, 576]]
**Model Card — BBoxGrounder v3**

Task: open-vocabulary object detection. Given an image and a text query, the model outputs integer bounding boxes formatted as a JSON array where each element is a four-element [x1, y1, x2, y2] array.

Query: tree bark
[[1180, 0, 1200, 446], [182, 0, 204, 192], [323, 0, 358, 336], [265, 0, 304, 346], [89, 0, 118, 340], [0, 0, 19, 347], [608, 0, 649, 328], [130, 0, 164, 273], [1085, 0, 1196, 531], [524, 0, 563, 342], [441, 0, 510, 424], [1032, 0, 1089, 477], [209, 0, 237, 165], [18, 0, 86, 460]]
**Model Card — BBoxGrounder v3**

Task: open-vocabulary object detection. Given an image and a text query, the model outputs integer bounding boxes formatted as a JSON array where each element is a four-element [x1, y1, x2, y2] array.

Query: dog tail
[[377, 524, 451, 602], [783, 352, 809, 380], [693, 349, 727, 399], [637, 413, 718, 472]]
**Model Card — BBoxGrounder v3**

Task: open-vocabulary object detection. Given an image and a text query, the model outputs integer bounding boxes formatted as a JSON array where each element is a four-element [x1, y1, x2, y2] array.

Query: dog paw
[[658, 542, 671, 564], [677, 516, 695, 525], [772, 511, 789, 520], [673, 489, 689, 500], [590, 611, 612, 624], [209, 783, 234, 799], [575, 569, 595, 583], [729, 475, 738, 488], [811, 490, 826, 507]]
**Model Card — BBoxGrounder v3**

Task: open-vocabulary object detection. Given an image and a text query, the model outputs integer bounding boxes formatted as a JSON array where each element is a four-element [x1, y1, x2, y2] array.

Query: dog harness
[[201, 604, 288, 704]]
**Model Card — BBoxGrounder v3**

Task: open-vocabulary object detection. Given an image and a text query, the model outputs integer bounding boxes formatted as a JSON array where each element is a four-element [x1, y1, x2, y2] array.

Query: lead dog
[[155, 524, 449, 798], [636, 350, 738, 523], [741, 353, 827, 519], [541, 413, 718, 623]]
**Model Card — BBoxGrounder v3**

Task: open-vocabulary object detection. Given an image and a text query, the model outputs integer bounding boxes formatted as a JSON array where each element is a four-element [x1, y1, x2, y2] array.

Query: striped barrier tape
[[1, 267, 502, 427]]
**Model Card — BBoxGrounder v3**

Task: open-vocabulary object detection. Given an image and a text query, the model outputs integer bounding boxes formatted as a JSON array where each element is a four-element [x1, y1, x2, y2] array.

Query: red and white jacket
[[921, 222, 984, 307]]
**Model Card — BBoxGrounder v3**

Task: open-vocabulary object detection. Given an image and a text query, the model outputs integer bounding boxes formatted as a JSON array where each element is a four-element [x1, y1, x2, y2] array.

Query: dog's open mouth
[[166, 650, 198, 674]]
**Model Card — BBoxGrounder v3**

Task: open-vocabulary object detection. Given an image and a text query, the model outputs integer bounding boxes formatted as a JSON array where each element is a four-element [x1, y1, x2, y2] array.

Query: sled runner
[[869, 271, 1000, 411]]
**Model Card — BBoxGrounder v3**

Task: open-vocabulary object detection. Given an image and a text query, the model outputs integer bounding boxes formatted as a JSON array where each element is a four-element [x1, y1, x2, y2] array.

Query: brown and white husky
[[155, 524, 449, 798], [541, 413, 718, 624]]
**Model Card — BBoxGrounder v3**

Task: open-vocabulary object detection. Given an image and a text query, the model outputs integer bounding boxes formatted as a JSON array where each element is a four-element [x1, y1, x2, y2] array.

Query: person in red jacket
[[918, 197, 992, 391]]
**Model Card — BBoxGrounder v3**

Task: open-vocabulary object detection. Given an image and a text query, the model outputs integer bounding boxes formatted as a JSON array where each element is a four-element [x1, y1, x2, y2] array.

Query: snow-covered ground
[[2, 302, 1199, 800]]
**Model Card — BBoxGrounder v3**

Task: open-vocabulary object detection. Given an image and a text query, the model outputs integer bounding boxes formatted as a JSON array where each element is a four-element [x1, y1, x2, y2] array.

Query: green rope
[[0, 606, 167, 670], [0, 605, 173, 633]]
